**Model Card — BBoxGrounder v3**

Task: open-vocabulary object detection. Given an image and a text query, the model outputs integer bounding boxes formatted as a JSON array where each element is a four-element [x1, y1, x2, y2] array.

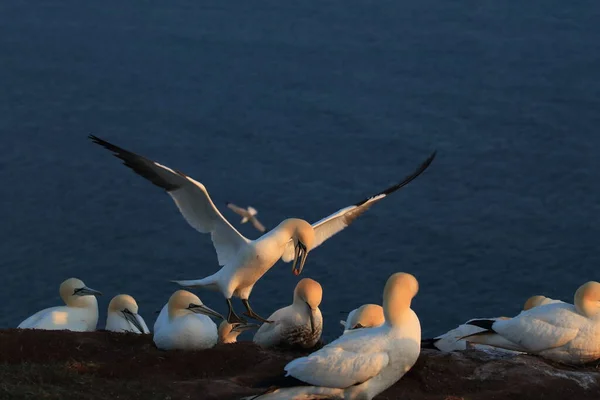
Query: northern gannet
[[90, 135, 435, 324]]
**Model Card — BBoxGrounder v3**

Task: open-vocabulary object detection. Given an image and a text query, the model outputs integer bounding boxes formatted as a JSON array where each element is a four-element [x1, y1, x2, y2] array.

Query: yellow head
[[59, 277, 102, 307], [108, 294, 139, 314], [523, 295, 548, 311], [349, 304, 385, 329], [167, 290, 224, 321], [293, 278, 323, 309], [574, 281, 600, 318], [281, 218, 315, 276], [218, 321, 260, 344], [382, 272, 419, 326]]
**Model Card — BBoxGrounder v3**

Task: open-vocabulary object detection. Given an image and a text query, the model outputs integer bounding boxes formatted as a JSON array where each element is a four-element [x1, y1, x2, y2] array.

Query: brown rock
[[0, 329, 598, 399]]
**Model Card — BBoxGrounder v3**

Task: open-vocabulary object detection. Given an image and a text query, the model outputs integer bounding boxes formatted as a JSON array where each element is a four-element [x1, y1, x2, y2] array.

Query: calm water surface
[[0, 1, 599, 340]]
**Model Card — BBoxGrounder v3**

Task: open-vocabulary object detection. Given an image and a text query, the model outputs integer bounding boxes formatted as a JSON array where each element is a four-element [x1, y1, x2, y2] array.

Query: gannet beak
[[188, 303, 225, 320], [122, 308, 145, 333], [291, 241, 308, 276], [74, 286, 103, 296], [307, 304, 318, 334], [231, 322, 260, 333]]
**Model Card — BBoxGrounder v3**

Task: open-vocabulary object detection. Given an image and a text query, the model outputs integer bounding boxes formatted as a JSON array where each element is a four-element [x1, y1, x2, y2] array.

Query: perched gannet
[[18, 278, 102, 332], [90, 135, 436, 324], [226, 202, 266, 233], [464, 281, 600, 364], [421, 294, 561, 352], [340, 304, 385, 335], [153, 290, 225, 350], [253, 278, 323, 349], [247, 273, 421, 400], [218, 320, 260, 344], [105, 294, 150, 334]]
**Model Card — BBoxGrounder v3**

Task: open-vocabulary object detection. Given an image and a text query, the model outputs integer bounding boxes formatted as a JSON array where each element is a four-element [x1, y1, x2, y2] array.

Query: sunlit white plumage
[[153, 290, 224, 350], [106, 294, 150, 334], [423, 294, 564, 352], [248, 273, 421, 400], [253, 278, 323, 349], [18, 278, 102, 332], [89, 135, 436, 324], [464, 282, 600, 364], [340, 304, 385, 335], [226, 202, 266, 232]]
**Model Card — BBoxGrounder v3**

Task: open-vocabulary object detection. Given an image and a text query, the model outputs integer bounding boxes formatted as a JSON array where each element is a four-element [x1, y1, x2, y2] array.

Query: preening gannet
[[247, 273, 421, 400], [464, 281, 600, 364], [340, 304, 385, 334], [253, 278, 323, 349]]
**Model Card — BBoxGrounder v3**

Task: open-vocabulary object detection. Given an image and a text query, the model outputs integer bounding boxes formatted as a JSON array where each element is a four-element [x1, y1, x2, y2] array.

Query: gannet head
[[382, 272, 419, 326], [574, 281, 600, 319], [218, 320, 260, 344], [167, 290, 225, 321], [523, 295, 550, 311], [59, 278, 102, 308], [280, 218, 315, 276], [108, 294, 146, 333], [346, 304, 385, 330], [293, 278, 322, 334]]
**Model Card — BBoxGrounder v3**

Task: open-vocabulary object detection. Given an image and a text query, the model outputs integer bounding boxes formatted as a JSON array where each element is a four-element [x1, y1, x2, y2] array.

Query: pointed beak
[[291, 241, 309, 276], [188, 303, 225, 320], [231, 322, 260, 333], [306, 303, 318, 334], [122, 308, 145, 333], [74, 286, 102, 296]]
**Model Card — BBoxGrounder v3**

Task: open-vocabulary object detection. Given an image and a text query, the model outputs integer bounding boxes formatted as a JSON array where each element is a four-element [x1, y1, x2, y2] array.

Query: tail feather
[[171, 276, 219, 291]]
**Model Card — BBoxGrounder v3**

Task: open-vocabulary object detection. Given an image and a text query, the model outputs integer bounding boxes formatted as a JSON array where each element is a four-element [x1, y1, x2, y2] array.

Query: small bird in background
[[226, 202, 266, 233]]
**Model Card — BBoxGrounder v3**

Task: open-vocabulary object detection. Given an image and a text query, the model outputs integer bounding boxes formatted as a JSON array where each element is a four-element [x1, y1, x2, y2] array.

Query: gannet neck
[[292, 278, 322, 309], [167, 290, 202, 320], [70, 295, 99, 309], [574, 281, 600, 318], [383, 272, 419, 327]]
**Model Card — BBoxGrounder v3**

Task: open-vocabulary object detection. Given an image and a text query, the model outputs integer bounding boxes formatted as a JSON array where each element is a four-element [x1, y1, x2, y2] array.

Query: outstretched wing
[[90, 135, 250, 266], [282, 151, 436, 262]]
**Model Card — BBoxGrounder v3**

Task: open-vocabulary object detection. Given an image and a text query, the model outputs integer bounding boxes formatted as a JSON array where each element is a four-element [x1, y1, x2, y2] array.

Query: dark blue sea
[[1, 1, 599, 341]]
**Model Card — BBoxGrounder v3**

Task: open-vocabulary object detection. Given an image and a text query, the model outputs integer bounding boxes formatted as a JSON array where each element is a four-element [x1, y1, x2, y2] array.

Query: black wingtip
[[466, 319, 496, 331], [225, 201, 231, 206], [88, 135, 182, 192], [354, 150, 437, 207], [421, 338, 440, 350]]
